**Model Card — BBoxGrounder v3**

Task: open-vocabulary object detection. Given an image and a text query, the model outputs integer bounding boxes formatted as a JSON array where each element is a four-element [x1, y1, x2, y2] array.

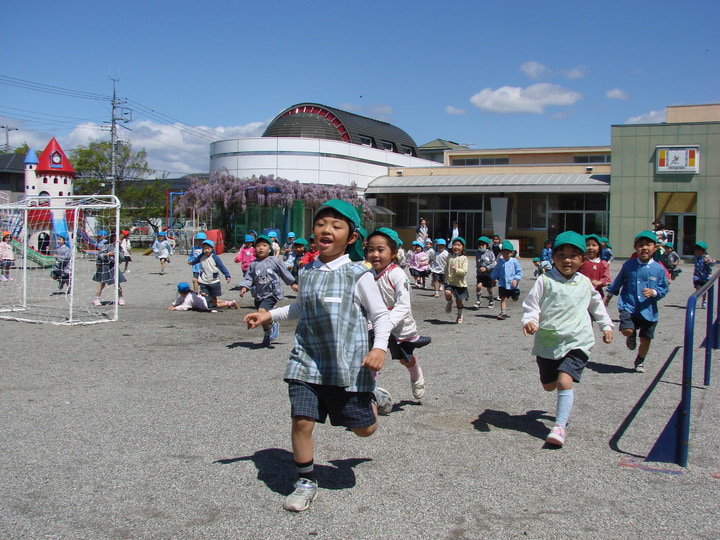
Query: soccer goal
[[0, 195, 121, 325]]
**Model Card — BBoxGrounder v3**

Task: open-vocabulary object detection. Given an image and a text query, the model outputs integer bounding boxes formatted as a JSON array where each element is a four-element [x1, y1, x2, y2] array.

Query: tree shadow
[[472, 409, 553, 441], [215, 448, 371, 494], [586, 361, 636, 374]]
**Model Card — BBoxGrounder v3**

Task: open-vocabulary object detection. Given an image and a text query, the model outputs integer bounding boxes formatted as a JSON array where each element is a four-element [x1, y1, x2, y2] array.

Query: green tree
[[70, 141, 154, 195]]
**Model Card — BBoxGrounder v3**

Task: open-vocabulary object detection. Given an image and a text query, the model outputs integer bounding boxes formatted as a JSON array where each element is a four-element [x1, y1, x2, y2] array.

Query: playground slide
[[10, 239, 55, 268]]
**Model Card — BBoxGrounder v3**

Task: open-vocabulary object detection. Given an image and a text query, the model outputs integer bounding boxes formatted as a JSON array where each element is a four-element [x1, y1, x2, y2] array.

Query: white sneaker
[[411, 372, 426, 400], [284, 478, 318, 512]]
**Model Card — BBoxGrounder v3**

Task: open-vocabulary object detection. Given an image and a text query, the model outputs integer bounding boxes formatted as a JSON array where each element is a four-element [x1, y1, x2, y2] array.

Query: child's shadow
[[215, 448, 371, 494], [586, 361, 635, 374], [472, 409, 553, 441]]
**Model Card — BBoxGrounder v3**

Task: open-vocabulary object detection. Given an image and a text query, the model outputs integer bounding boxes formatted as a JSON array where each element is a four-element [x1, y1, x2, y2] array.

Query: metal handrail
[[678, 268, 719, 466]]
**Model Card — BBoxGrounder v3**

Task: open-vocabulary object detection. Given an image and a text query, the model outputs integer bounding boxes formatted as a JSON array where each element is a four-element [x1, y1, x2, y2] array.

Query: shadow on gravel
[[586, 361, 636, 374], [472, 409, 553, 441], [215, 448, 371, 494]]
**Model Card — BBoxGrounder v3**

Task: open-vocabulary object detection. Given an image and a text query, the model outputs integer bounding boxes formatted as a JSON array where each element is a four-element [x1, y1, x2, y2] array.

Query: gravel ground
[[1, 252, 718, 539]]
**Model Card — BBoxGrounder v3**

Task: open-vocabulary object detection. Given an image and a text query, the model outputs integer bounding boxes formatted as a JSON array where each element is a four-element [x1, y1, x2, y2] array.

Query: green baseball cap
[[553, 231, 586, 253]]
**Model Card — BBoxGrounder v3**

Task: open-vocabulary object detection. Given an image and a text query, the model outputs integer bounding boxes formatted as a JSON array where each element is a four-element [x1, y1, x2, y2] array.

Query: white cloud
[[606, 88, 630, 100], [520, 61, 551, 79], [562, 66, 589, 79], [626, 109, 666, 124], [62, 119, 267, 176], [445, 105, 467, 115], [470, 83, 582, 114]]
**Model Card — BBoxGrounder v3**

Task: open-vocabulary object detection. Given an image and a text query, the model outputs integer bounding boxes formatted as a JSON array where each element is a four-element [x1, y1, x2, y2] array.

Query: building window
[[573, 155, 611, 164], [480, 157, 509, 165]]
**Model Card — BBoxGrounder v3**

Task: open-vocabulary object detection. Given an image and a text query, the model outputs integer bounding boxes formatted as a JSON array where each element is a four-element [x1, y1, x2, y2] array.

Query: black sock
[[295, 460, 315, 482]]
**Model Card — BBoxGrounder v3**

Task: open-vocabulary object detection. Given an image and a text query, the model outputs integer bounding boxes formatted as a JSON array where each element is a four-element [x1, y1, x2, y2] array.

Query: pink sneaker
[[546, 425, 566, 446]]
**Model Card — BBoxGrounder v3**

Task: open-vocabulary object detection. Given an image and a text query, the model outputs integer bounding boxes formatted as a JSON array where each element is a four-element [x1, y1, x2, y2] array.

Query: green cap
[[477, 236, 491, 245], [695, 241, 708, 251], [634, 230, 658, 244], [371, 227, 402, 247], [451, 236, 466, 247], [553, 231, 586, 253], [314, 199, 361, 229], [501, 240, 514, 251], [254, 234, 273, 246]]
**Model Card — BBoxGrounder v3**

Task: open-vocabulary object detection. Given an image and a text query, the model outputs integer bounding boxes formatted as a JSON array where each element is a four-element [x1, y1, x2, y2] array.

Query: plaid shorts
[[287, 380, 376, 428]]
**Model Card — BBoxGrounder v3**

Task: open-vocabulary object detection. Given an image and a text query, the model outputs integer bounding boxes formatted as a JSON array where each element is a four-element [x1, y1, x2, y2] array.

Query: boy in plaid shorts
[[244, 199, 392, 512]]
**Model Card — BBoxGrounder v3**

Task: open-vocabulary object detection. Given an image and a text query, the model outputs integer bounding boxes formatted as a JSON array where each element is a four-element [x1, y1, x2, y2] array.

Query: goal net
[[0, 195, 121, 325]]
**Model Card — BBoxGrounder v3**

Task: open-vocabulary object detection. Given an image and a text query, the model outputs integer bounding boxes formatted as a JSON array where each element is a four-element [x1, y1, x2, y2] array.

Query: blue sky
[[2, 0, 718, 176]]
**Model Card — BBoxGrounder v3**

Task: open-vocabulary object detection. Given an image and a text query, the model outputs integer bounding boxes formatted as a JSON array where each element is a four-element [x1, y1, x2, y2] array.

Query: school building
[[365, 103, 720, 257]]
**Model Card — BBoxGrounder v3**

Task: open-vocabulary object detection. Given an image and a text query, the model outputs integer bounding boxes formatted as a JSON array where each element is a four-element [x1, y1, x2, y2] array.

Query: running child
[[50, 232, 72, 292], [234, 234, 257, 276], [366, 227, 431, 401], [522, 231, 613, 447], [407, 240, 430, 289], [187, 239, 238, 310], [189, 232, 207, 292], [243, 199, 393, 512], [693, 241, 716, 309], [238, 234, 298, 347], [167, 281, 215, 312], [579, 234, 611, 294], [0, 231, 15, 282], [491, 240, 522, 320], [152, 231, 173, 275], [604, 231, 668, 373], [429, 238, 449, 298], [474, 236, 496, 307], [444, 237, 469, 323]]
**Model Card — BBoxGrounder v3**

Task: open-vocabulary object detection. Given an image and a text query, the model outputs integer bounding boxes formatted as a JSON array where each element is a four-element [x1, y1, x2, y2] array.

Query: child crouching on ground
[[167, 282, 216, 312], [243, 199, 392, 513], [366, 227, 431, 404], [187, 239, 237, 310], [522, 231, 613, 447]]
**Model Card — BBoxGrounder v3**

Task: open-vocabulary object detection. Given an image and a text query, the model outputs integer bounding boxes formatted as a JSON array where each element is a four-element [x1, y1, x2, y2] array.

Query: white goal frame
[[0, 195, 121, 325]]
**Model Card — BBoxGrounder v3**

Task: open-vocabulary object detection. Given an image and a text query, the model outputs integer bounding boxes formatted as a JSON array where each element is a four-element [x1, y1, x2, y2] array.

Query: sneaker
[[702, 301, 707, 309], [474, 300, 482, 308], [284, 478, 318, 512], [269, 321, 280, 340], [456, 314, 464, 323], [411, 372, 427, 400], [118, 297, 126, 306], [626, 333, 637, 351], [546, 425, 566, 446], [496, 312, 506, 320], [93, 297, 101, 307], [634, 359, 646, 373], [374, 387, 394, 415], [227, 299, 238, 309], [445, 300, 453, 313]]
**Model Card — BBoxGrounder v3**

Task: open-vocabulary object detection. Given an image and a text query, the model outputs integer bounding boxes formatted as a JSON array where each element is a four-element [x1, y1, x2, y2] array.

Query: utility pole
[[0, 125, 18, 152], [106, 79, 132, 196]]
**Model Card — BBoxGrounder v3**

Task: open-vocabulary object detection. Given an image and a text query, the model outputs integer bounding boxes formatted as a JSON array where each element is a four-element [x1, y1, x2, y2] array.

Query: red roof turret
[[36, 137, 76, 176]]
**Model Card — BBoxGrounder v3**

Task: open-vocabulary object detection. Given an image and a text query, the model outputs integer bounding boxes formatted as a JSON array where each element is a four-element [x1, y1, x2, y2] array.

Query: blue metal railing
[[677, 268, 719, 466]]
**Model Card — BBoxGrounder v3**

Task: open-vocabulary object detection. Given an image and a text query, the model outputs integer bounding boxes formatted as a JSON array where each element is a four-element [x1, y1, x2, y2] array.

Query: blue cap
[[202, 239, 215, 248], [177, 282, 191, 293]]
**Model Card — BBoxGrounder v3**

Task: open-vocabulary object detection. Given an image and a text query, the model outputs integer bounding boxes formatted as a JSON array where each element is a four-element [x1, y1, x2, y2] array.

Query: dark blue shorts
[[537, 349, 589, 384], [287, 380, 376, 429], [619, 310, 657, 340]]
